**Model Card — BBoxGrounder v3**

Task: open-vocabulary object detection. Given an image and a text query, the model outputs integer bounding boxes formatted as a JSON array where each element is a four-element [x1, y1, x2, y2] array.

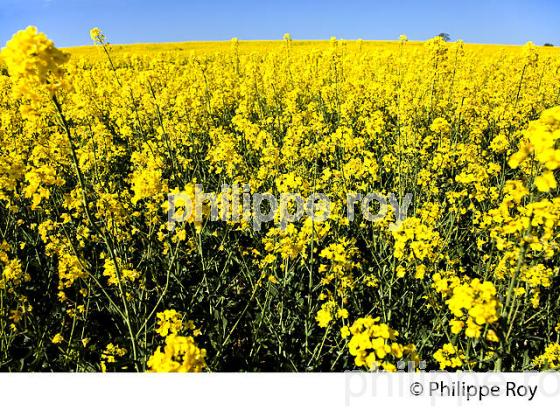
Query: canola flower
[[147, 334, 206, 372], [155, 309, 183, 337], [0, 27, 559, 372], [1, 26, 69, 101], [509, 106, 560, 191], [445, 278, 500, 339], [533, 343, 560, 370], [347, 316, 418, 371], [100, 343, 127, 372], [433, 343, 465, 370]]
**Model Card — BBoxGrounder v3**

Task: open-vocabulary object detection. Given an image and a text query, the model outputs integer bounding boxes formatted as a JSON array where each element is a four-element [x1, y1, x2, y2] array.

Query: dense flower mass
[[0, 27, 559, 372]]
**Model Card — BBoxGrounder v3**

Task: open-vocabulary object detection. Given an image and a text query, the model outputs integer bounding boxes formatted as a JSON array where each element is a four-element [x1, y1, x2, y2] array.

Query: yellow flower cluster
[[319, 238, 359, 294], [51, 333, 64, 344], [533, 343, 560, 370], [1, 26, 69, 100], [101, 343, 128, 372], [102, 257, 140, 286], [89, 27, 106, 45], [262, 218, 330, 264], [156, 309, 183, 337], [347, 316, 417, 371], [392, 217, 442, 279], [445, 278, 500, 339], [148, 309, 205, 372], [147, 335, 206, 372], [509, 106, 560, 192], [57, 251, 87, 289], [1, 245, 30, 290], [433, 343, 465, 370], [392, 218, 442, 262], [315, 300, 348, 328], [23, 165, 65, 210]]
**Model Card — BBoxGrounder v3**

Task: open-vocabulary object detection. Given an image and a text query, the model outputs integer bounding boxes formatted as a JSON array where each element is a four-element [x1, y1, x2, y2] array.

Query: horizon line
[[60, 38, 556, 50]]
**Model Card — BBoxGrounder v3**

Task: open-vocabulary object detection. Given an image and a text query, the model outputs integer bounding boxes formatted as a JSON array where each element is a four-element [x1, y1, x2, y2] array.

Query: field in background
[[64, 39, 559, 58]]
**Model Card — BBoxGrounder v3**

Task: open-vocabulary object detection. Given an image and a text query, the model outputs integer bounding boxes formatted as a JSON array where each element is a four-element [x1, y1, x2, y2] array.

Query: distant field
[[64, 39, 560, 59]]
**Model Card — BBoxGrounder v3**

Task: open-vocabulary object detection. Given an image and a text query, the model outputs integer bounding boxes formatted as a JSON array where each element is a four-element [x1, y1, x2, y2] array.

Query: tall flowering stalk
[[1, 26, 139, 369]]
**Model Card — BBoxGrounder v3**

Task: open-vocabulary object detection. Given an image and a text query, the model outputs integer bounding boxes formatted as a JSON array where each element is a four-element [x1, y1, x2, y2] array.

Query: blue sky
[[0, 0, 558, 47]]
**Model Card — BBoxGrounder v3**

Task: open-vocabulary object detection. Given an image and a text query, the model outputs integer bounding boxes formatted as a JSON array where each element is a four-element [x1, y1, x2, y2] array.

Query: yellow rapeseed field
[[0, 26, 560, 371]]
